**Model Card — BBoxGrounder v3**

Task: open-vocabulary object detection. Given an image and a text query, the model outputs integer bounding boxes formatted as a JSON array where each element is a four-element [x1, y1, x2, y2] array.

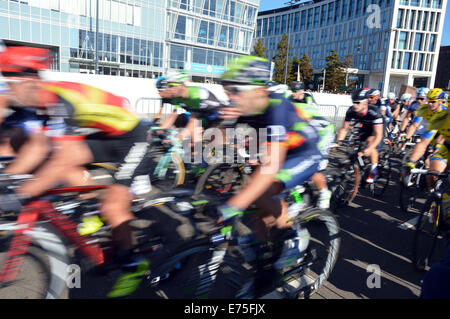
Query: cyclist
[[155, 71, 226, 138], [288, 81, 314, 104], [399, 87, 430, 134], [287, 81, 334, 209], [336, 88, 385, 183], [388, 92, 402, 122], [0, 46, 153, 298], [402, 88, 448, 188], [395, 93, 413, 125], [368, 89, 393, 134], [217, 56, 322, 270]]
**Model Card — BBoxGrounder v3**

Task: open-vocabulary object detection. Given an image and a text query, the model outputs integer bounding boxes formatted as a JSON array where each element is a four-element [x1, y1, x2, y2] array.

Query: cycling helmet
[[368, 89, 381, 97], [416, 87, 430, 98], [427, 88, 446, 101], [221, 56, 271, 86], [290, 81, 305, 92], [400, 93, 413, 101], [268, 83, 289, 94], [351, 88, 370, 102], [0, 46, 52, 77], [165, 71, 190, 85], [387, 92, 396, 100], [155, 76, 168, 90]]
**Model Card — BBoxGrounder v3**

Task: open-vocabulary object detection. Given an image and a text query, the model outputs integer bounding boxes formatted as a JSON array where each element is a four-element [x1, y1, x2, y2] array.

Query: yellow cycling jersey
[[416, 104, 444, 122], [427, 109, 450, 141]]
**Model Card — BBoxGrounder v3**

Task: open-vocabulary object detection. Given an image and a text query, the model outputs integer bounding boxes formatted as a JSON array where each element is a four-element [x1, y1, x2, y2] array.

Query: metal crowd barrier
[[134, 97, 351, 132], [316, 104, 351, 132]]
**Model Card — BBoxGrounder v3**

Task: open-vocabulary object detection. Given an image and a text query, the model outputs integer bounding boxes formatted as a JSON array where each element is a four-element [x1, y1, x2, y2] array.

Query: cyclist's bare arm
[[159, 112, 179, 129], [336, 121, 351, 142], [400, 112, 412, 132], [405, 121, 420, 139], [408, 137, 432, 162], [227, 142, 288, 210], [4, 131, 50, 174]]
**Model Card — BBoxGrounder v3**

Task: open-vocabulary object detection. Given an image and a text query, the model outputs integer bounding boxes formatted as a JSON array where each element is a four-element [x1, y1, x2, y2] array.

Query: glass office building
[[0, 0, 259, 81], [256, 0, 447, 96]]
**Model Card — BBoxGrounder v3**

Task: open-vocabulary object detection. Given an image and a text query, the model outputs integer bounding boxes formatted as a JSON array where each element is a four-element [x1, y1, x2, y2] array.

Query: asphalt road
[[0, 153, 446, 299]]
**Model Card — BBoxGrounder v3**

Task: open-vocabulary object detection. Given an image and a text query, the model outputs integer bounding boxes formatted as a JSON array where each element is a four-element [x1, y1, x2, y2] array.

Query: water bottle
[[288, 186, 306, 218]]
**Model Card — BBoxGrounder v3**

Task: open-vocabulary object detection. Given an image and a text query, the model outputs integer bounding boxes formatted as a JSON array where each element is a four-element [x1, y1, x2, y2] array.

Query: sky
[[258, 0, 450, 45]]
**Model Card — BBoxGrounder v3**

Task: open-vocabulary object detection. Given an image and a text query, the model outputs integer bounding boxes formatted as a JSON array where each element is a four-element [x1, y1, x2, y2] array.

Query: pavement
[[1, 154, 447, 299]]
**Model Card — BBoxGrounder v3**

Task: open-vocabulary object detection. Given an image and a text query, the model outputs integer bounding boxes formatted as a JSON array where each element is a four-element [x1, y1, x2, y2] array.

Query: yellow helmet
[[427, 88, 445, 101]]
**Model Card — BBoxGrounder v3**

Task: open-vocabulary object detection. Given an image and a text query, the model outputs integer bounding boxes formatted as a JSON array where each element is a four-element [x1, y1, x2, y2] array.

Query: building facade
[[435, 45, 450, 90], [256, 0, 447, 96], [0, 0, 259, 81]]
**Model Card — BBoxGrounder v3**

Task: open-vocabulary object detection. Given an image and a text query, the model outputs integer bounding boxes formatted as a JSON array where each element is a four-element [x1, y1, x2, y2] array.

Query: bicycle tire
[[193, 163, 250, 198], [372, 148, 392, 198], [282, 209, 341, 299], [0, 244, 52, 299], [151, 151, 186, 190], [329, 163, 360, 210], [412, 197, 447, 272]]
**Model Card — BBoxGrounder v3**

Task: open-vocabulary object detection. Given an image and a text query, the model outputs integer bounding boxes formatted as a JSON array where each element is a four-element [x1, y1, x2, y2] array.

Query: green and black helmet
[[221, 56, 271, 86]]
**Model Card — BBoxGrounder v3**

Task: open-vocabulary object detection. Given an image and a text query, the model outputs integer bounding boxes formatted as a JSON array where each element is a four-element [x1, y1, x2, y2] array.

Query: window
[[397, 9, 404, 28], [275, 15, 281, 34], [198, 21, 208, 44], [268, 16, 274, 35], [429, 34, 436, 51], [417, 53, 424, 70], [422, 11, 428, 30], [294, 12, 300, 31], [193, 47, 206, 64], [403, 52, 411, 69], [414, 33, 422, 51], [314, 7, 319, 28], [170, 44, 185, 69], [218, 25, 227, 47], [307, 8, 313, 29], [301, 10, 306, 30], [175, 15, 186, 40], [334, 0, 341, 22], [398, 32, 407, 49], [208, 22, 215, 46], [281, 15, 287, 33]]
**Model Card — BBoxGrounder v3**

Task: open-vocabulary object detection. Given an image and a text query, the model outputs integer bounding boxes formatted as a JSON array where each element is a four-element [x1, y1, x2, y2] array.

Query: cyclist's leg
[[255, 154, 320, 269], [428, 145, 448, 189], [16, 137, 94, 198]]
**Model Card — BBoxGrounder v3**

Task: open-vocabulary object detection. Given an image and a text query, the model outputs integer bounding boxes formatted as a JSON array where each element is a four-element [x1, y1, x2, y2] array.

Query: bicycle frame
[[0, 186, 107, 290]]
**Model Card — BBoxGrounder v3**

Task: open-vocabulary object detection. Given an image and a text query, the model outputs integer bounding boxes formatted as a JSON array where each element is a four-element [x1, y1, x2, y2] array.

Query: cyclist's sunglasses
[[417, 97, 426, 101], [352, 100, 366, 104], [224, 85, 261, 95], [168, 83, 182, 87], [427, 99, 440, 103]]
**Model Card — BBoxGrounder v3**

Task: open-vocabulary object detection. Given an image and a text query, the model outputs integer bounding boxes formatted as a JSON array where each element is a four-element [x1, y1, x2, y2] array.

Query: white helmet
[[387, 92, 396, 100], [401, 93, 413, 101]]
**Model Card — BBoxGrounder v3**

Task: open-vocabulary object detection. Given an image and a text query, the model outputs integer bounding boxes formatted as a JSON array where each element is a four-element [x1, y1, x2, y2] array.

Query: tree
[[324, 50, 346, 93], [290, 55, 300, 83], [298, 54, 314, 87], [252, 38, 267, 59], [342, 54, 354, 90], [272, 33, 292, 84]]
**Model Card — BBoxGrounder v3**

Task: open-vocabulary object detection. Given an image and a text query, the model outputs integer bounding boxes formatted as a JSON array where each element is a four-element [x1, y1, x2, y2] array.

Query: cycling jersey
[[1, 107, 48, 136], [42, 81, 140, 137], [344, 104, 384, 140], [238, 94, 322, 190], [408, 100, 421, 113], [413, 104, 447, 140]]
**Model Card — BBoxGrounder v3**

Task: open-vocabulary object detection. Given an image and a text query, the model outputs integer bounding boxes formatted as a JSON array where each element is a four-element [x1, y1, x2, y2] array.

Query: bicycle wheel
[[399, 173, 425, 213], [194, 163, 250, 198], [412, 197, 447, 271], [329, 163, 360, 210], [372, 148, 392, 198], [280, 209, 341, 299], [0, 244, 51, 299], [151, 151, 185, 190]]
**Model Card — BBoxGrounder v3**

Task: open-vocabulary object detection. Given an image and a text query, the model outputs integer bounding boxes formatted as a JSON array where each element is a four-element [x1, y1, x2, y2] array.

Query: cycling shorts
[[275, 153, 321, 190], [84, 121, 153, 194], [430, 142, 450, 166]]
